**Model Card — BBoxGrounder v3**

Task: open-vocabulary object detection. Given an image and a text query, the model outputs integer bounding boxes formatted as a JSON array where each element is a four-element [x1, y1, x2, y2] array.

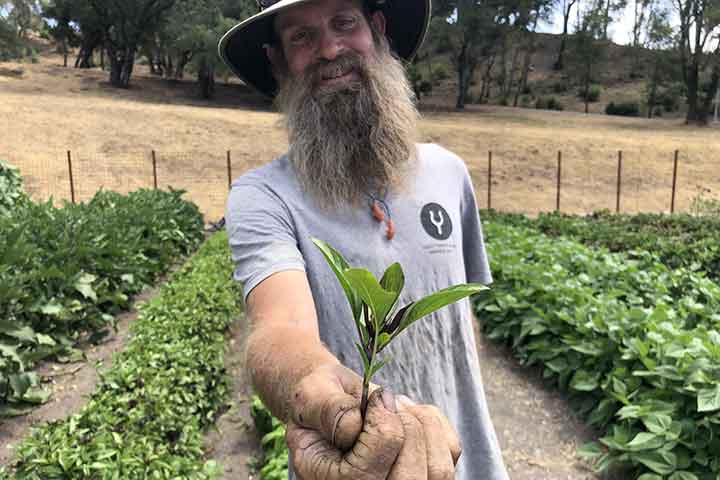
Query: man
[[219, 0, 508, 478]]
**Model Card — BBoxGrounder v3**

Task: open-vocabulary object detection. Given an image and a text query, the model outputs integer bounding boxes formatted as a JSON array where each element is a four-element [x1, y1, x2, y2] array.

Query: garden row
[[0, 231, 241, 479], [481, 209, 720, 282], [1, 160, 205, 413], [476, 220, 720, 479]]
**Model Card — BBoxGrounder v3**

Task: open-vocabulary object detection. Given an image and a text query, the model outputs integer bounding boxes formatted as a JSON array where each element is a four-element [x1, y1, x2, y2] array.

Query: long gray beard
[[275, 38, 419, 211]]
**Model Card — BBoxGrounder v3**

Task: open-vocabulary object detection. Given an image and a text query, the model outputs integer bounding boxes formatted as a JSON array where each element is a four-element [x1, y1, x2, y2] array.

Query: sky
[[537, 3, 639, 46]]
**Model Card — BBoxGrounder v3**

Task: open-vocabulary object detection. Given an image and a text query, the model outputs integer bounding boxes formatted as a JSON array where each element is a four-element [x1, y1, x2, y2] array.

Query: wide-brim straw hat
[[218, 0, 431, 98]]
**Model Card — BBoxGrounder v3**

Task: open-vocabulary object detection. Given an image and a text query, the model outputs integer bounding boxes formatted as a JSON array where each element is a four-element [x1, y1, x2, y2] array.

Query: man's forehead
[[274, 0, 365, 31]]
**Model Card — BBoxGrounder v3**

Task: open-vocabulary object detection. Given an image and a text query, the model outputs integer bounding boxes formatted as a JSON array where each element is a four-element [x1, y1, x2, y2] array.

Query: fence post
[[227, 150, 233, 191], [616, 150, 622, 213], [152, 150, 158, 190], [67, 150, 75, 204], [487, 151, 492, 210], [671, 150, 679, 214], [556, 151, 561, 212]]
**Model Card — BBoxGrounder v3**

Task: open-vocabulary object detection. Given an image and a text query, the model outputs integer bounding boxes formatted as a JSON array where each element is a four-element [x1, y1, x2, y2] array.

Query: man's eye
[[290, 31, 310, 45], [335, 17, 357, 30]]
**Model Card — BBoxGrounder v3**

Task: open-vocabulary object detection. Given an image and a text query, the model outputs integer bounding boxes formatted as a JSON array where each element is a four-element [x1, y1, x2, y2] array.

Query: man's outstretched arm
[[244, 270, 462, 480]]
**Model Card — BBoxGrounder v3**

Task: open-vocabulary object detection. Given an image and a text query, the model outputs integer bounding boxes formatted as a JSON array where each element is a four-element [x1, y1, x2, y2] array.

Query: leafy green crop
[[477, 220, 720, 479], [3, 232, 240, 479], [0, 159, 29, 216], [313, 238, 487, 420], [250, 395, 289, 480], [1, 189, 204, 413], [481, 209, 720, 282]]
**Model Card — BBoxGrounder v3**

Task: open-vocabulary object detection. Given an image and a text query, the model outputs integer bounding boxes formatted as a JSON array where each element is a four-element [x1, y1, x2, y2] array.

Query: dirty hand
[[391, 394, 463, 480], [286, 364, 462, 479]]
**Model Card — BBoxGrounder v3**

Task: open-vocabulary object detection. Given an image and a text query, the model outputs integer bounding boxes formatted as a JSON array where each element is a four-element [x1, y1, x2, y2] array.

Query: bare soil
[[203, 316, 261, 479], [0, 286, 160, 467], [475, 324, 600, 480]]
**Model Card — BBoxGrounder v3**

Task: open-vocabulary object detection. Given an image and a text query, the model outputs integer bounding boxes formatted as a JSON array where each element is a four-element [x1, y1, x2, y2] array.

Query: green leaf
[[0, 343, 23, 368], [698, 384, 720, 412], [379, 263, 404, 294], [9, 373, 33, 397], [570, 370, 600, 392], [355, 343, 370, 372], [577, 441, 604, 459], [642, 414, 672, 434], [379, 263, 404, 315], [344, 268, 397, 328], [668, 472, 698, 480], [368, 357, 391, 379], [632, 451, 676, 475], [395, 283, 488, 335], [35, 334, 56, 346], [40, 302, 64, 316], [626, 432, 664, 451], [312, 238, 362, 321], [0, 320, 36, 343], [378, 333, 392, 350], [637, 475, 663, 480], [75, 273, 98, 301]]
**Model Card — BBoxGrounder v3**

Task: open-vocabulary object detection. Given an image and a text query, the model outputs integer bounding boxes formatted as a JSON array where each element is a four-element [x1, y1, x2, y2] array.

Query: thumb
[[291, 364, 364, 451]]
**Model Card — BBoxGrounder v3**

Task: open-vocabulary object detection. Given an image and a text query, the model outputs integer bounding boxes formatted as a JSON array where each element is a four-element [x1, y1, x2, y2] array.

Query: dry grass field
[[2, 50, 719, 221]]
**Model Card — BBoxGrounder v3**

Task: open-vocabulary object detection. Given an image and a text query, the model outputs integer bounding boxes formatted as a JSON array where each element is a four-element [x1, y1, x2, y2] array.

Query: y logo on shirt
[[420, 203, 453, 240]]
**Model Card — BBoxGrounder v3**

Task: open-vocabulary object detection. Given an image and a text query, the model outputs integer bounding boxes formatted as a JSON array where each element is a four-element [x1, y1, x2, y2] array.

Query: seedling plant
[[312, 238, 488, 420]]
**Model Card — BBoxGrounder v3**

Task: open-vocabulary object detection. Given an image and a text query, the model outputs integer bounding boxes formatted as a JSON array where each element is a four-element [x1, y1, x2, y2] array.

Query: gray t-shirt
[[226, 143, 508, 480]]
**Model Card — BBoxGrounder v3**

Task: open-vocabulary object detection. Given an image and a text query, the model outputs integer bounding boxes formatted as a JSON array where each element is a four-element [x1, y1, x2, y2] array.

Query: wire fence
[[6, 148, 719, 222]]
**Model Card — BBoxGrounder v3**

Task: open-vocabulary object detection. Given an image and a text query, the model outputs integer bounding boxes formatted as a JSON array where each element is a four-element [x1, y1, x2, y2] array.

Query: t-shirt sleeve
[[225, 182, 306, 304], [459, 160, 493, 285]]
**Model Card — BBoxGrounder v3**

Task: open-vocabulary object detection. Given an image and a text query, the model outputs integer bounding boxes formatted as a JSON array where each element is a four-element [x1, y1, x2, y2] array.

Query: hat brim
[[218, 0, 431, 99]]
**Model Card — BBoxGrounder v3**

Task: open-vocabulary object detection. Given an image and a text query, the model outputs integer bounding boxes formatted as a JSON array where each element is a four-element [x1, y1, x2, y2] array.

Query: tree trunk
[[175, 52, 190, 79], [554, 0, 575, 70], [108, 45, 136, 88], [685, 61, 700, 123], [198, 61, 216, 99], [100, 48, 105, 70], [698, 64, 720, 124], [62, 38, 68, 67], [505, 44, 521, 101], [584, 64, 591, 114], [480, 54, 497, 103], [456, 43, 469, 109], [514, 18, 539, 107]]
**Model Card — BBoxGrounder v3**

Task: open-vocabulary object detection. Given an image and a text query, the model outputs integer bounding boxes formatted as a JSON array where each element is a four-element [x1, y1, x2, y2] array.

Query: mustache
[[302, 51, 366, 90]]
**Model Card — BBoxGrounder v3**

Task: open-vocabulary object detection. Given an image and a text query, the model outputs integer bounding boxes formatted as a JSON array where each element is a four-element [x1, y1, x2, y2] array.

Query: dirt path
[[475, 324, 601, 480], [203, 315, 261, 479], [0, 286, 160, 467]]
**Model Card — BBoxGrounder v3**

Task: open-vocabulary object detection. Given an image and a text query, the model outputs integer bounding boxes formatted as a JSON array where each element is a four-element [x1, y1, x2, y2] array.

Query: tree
[[512, 0, 555, 106], [644, 5, 676, 117], [152, 0, 254, 97], [568, 4, 608, 113], [675, 0, 720, 124], [88, 0, 177, 88], [449, 0, 510, 109], [554, 0, 578, 69], [42, 0, 77, 66], [629, 0, 654, 77]]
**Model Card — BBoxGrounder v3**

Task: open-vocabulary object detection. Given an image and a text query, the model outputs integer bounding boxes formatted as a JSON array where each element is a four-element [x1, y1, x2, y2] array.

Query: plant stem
[[360, 324, 380, 421], [360, 373, 370, 422]]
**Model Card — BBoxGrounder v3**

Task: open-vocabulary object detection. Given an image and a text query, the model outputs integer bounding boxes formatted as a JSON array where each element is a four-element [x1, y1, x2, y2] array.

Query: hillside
[[417, 32, 683, 118]]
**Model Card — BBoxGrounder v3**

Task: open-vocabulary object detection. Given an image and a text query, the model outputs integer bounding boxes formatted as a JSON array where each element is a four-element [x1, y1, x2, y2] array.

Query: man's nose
[[317, 30, 344, 61]]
